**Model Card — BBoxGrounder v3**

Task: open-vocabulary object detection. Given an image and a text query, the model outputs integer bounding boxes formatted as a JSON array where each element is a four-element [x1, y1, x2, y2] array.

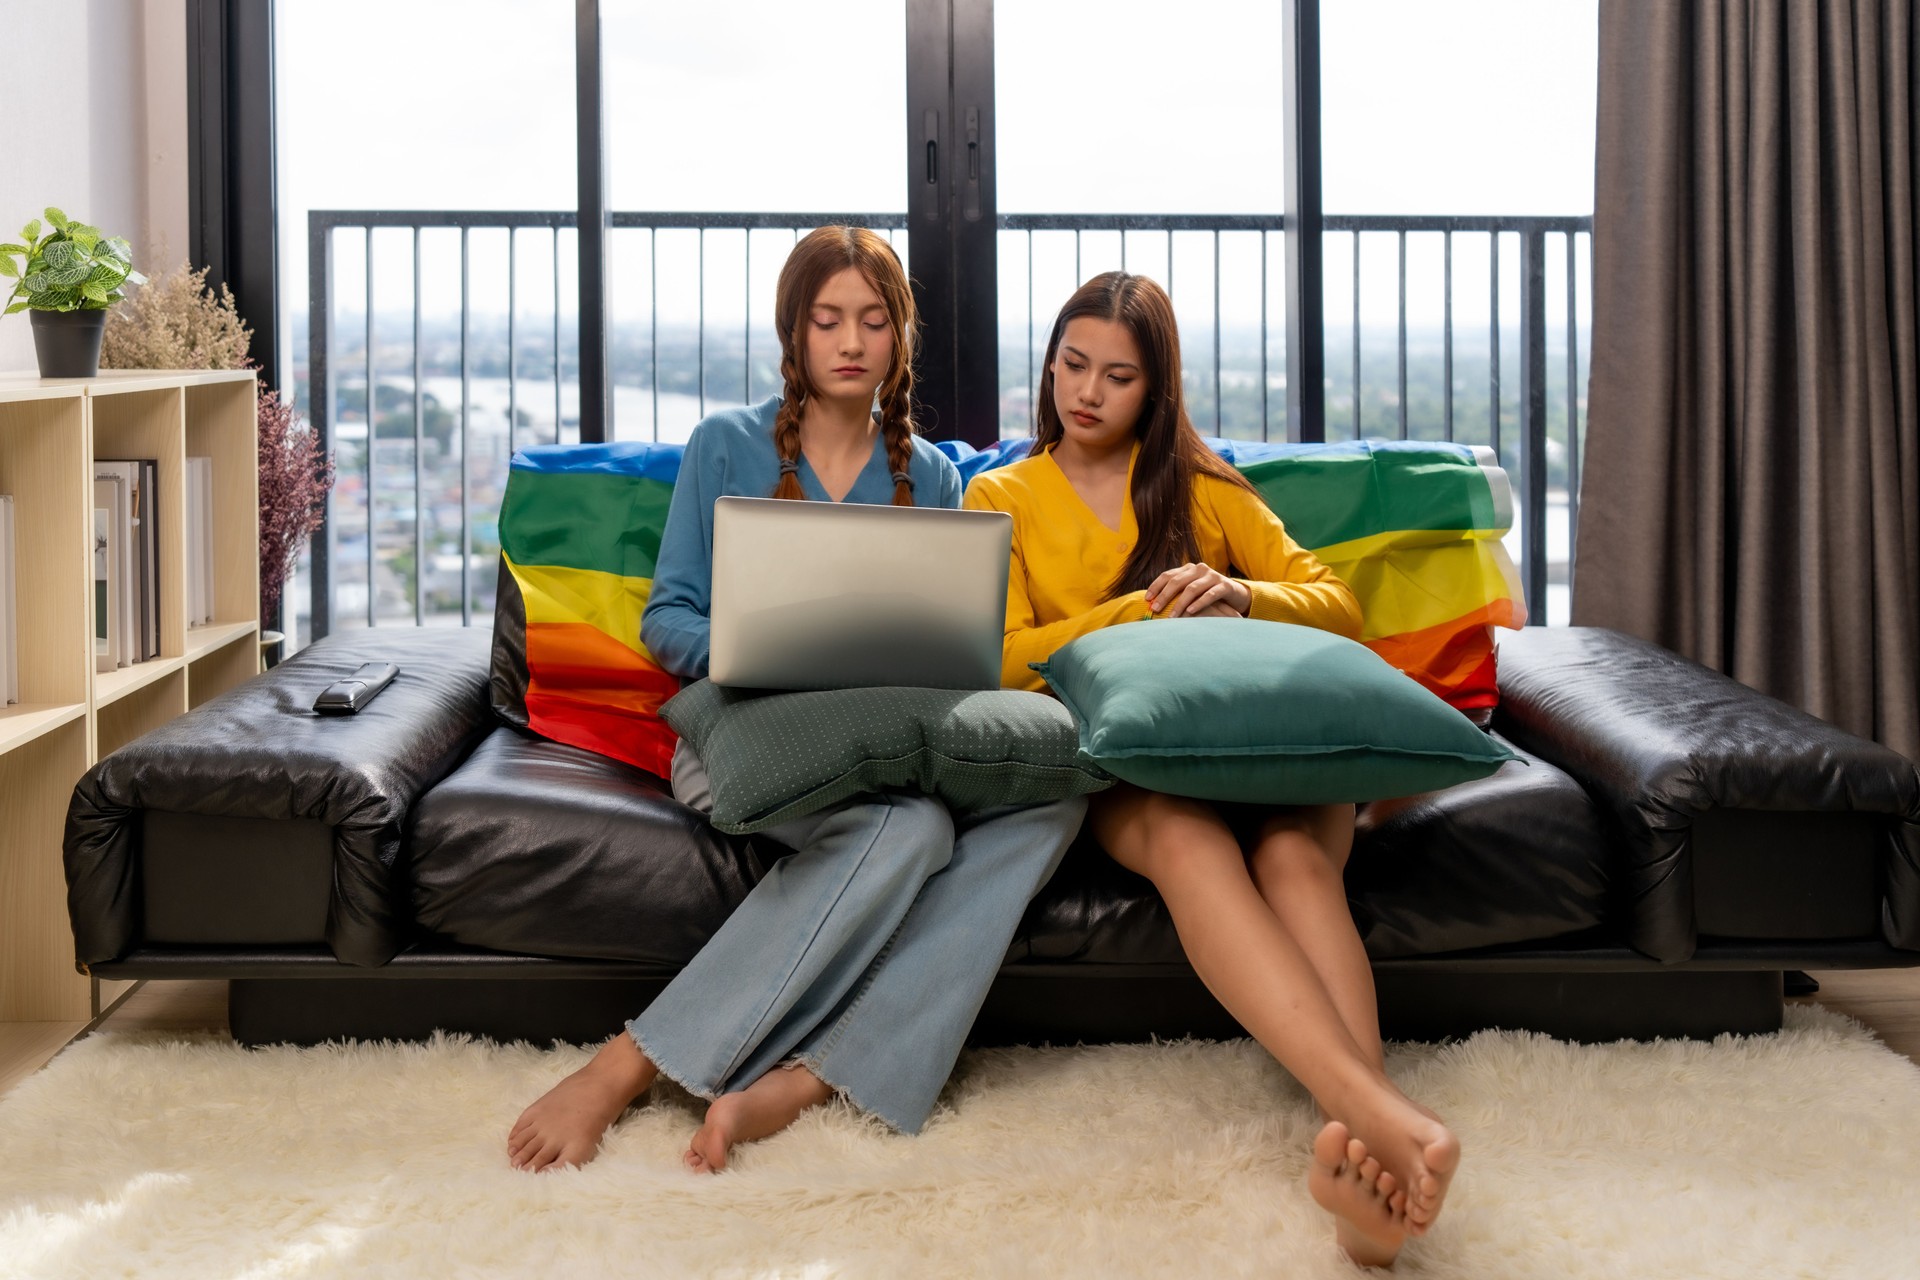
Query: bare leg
[[1248, 809, 1444, 1131], [685, 1064, 834, 1174], [508, 1029, 658, 1172], [1091, 788, 1458, 1236], [1247, 805, 1383, 1071]]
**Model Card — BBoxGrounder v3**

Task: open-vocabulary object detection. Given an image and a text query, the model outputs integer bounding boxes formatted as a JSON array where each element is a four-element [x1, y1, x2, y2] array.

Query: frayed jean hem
[[787, 1050, 927, 1136], [625, 1022, 721, 1104]]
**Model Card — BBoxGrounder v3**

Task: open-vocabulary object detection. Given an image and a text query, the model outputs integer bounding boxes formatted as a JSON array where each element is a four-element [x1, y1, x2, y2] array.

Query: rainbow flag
[[944, 437, 1524, 717], [492, 444, 683, 777], [491, 436, 1525, 776], [1225, 439, 1525, 716]]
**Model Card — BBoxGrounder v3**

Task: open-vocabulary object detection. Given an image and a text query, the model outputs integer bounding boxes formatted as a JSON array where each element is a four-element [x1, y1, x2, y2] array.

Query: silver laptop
[[708, 495, 1013, 691]]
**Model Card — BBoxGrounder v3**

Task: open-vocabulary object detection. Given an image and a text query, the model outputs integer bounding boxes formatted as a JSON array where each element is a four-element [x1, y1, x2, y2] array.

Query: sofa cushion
[[408, 727, 780, 967], [1344, 735, 1615, 958], [1035, 617, 1513, 804], [660, 680, 1112, 834], [409, 728, 1612, 972], [1018, 734, 1612, 964]]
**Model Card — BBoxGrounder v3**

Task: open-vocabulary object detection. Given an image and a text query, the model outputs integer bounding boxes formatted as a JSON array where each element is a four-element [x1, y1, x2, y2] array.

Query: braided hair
[[771, 226, 919, 505]]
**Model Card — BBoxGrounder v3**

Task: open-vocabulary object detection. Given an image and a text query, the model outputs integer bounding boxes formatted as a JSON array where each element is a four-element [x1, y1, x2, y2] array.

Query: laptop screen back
[[708, 496, 1012, 691]]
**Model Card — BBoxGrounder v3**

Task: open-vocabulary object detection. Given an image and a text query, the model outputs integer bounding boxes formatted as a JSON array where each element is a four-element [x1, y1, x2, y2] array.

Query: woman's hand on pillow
[[1146, 563, 1252, 618]]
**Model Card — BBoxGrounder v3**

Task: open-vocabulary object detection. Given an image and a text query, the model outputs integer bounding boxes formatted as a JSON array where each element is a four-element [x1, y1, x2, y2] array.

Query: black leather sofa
[[64, 624, 1920, 1048]]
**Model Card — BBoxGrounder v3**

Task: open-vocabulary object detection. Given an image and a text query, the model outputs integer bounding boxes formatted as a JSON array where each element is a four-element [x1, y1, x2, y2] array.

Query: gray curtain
[[1575, 0, 1920, 763]]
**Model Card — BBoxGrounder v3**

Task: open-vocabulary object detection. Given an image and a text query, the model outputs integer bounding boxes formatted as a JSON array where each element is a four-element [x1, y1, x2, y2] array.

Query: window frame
[[197, 0, 1326, 639], [194, 0, 1323, 447]]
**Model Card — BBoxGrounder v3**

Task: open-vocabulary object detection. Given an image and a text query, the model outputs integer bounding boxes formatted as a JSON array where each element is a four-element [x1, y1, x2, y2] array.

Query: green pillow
[[1033, 618, 1514, 805], [658, 681, 1114, 834]]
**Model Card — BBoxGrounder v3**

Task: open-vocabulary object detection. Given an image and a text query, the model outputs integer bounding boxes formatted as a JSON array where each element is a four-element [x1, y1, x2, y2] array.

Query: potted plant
[[1, 207, 146, 377]]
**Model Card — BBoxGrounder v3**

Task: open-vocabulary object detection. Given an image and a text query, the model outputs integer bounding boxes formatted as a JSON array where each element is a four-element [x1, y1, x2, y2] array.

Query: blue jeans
[[630, 744, 1084, 1133]]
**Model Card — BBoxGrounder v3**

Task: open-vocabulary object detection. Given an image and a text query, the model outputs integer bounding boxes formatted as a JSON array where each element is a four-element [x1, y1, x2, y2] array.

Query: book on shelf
[[99, 459, 160, 661], [198, 456, 214, 624], [186, 456, 215, 627], [186, 460, 198, 626], [94, 465, 143, 669], [0, 494, 15, 705], [143, 459, 159, 655], [93, 497, 117, 672]]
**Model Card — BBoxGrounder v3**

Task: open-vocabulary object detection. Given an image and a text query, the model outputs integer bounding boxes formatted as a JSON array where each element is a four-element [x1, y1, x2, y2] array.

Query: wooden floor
[[3, 969, 1919, 1101], [0, 980, 229, 1098], [1790, 968, 1920, 1060]]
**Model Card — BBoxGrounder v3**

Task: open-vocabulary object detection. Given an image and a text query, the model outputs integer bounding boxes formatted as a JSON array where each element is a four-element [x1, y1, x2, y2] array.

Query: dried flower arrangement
[[99, 262, 251, 370], [101, 262, 334, 636]]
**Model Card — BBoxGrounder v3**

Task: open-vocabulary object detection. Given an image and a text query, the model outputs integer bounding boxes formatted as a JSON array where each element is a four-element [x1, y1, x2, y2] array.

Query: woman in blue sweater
[[507, 226, 1087, 1174]]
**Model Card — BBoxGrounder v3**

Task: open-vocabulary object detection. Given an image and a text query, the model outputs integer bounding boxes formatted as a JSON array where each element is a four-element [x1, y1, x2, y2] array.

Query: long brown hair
[[1034, 271, 1255, 598], [770, 226, 918, 505]]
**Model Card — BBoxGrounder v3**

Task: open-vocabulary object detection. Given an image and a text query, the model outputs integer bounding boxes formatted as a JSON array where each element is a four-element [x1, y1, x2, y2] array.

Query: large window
[[995, 0, 1288, 440], [1321, 0, 1598, 623], [268, 0, 1594, 640], [277, 0, 578, 633], [601, 1, 908, 442]]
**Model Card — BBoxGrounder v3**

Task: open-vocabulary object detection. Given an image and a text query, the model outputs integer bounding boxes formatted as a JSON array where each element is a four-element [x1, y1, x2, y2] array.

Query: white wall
[[0, 0, 189, 374]]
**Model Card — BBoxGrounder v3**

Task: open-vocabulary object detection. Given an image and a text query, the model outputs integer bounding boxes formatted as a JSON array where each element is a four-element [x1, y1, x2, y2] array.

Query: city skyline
[[273, 0, 1598, 387]]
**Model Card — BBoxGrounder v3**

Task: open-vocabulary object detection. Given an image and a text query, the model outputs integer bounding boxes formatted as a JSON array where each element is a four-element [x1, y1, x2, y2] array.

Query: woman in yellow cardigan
[[965, 273, 1458, 1268]]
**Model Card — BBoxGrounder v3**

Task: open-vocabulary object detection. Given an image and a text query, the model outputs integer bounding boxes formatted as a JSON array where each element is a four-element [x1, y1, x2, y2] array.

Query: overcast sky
[[274, 0, 1596, 357]]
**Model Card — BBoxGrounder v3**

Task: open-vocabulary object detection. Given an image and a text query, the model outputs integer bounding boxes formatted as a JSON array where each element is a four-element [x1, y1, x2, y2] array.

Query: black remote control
[[313, 662, 400, 715]]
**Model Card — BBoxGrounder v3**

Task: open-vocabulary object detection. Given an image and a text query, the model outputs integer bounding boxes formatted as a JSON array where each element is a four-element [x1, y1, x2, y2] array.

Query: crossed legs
[[1089, 788, 1458, 1266]]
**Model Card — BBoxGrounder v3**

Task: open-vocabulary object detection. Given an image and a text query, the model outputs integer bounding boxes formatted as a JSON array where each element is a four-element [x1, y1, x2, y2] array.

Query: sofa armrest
[[66, 628, 496, 968], [1491, 626, 1920, 962]]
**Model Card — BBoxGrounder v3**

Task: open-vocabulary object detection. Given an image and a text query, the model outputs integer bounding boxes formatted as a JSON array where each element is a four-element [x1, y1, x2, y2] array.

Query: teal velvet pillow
[[659, 681, 1113, 834], [1033, 618, 1514, 804]]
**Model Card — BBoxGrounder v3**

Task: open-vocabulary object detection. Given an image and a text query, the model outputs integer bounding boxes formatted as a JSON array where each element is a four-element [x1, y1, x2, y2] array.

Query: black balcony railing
[[300, 209, 1589, 642]]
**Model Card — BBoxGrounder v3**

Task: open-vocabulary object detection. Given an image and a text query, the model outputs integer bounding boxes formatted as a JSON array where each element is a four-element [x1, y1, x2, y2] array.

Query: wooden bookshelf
[[0, 370, 259, 1019]]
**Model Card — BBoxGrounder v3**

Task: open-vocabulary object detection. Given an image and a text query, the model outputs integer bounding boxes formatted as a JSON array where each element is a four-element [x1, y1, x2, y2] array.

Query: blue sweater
[[640, 395, 965, 680]]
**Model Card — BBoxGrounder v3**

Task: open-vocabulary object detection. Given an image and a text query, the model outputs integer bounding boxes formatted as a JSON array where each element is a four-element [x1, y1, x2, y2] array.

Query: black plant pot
[[29, 308, 108, 378]]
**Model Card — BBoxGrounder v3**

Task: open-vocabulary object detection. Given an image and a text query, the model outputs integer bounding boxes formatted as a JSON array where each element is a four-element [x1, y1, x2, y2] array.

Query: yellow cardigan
[[963, 446, 1363, 692]]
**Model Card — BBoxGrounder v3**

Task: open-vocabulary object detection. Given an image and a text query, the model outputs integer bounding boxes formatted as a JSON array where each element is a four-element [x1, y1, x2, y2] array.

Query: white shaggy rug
[[4, 1006, 1920, 1279]]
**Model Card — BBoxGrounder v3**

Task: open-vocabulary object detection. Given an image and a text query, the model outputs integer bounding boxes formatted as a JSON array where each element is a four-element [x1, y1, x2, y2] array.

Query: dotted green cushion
[[659, 681, 1114, 835], [1034, 617, 1514, 805]]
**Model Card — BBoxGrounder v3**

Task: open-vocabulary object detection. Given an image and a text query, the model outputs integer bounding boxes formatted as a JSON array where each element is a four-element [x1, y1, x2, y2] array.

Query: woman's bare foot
[[1335, 1081, 1460, 1237], [507, 1030, 657, 1172], [1308, 1121, 1407, 1268], [684, 1064, 834, 1174]]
